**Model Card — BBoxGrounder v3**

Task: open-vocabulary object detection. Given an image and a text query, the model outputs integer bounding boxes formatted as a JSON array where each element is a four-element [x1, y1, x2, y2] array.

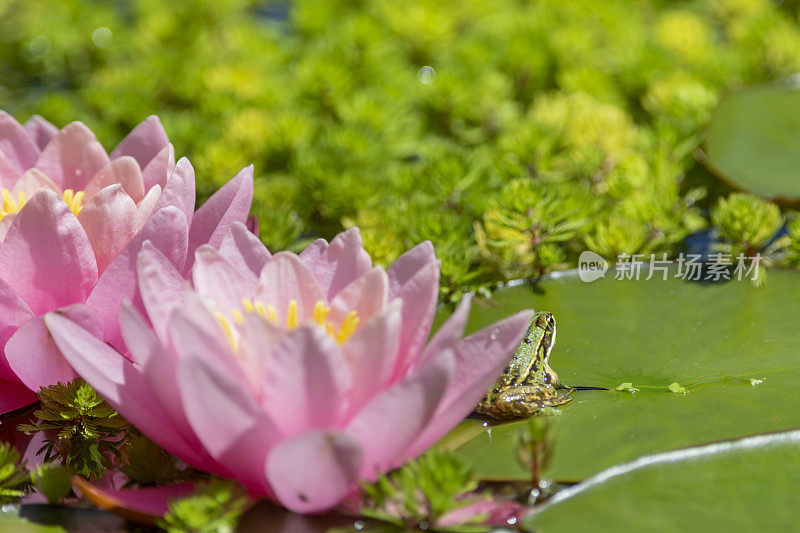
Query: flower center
[[0, 188, 86, 220], [214, 298, 360, 350]]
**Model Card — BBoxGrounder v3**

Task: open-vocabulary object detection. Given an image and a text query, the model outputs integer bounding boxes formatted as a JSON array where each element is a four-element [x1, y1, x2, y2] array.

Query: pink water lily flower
[[0, 112, 253, 411], [45, 226, 531, 514]]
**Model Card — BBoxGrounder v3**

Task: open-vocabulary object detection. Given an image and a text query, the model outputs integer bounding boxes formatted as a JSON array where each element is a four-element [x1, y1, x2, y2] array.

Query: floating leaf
[[451, 271, 800, 480], [704, 85, 800, 200], [525, 430, 800, 530]]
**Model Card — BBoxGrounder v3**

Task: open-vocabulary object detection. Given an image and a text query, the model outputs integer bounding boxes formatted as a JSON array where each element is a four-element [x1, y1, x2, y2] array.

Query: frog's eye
[[547, 315, 555, 327]]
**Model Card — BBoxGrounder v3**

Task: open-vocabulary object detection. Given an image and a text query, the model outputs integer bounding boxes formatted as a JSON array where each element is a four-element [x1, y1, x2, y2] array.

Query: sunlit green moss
[[3, 0, 800, 295], [711, 193, 783, 252]]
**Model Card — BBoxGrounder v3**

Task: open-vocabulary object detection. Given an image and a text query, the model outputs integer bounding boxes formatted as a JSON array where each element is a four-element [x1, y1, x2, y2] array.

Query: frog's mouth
[[569, 385, 609, 391]]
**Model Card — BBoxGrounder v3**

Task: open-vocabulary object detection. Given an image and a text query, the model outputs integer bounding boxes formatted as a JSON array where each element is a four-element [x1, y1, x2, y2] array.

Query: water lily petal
[[83, 156, 146, 203], [261, 326, 351, 437], [266, 430, 362, 514], [178, 355, 278, 493], [141, 144, 174, 191], [0, 214, 14, 243], [329, 267, 388, 324], [87, 206, 188, 351], [75, 478, 197, 522], [10, 168, 60, 196], [137, 241, 186, 342], [343, 300, 402, 412], [0, 380, 36, 413], [0, 152, 20, 188], [0, 190, 98, 314], [218, 222, 271, 282], [391, 261, 439, 380], [154, 157, 195, 232], [0, 276, 33, 383], [254, 252, 324, 321], [419, 293, 473, 366], [110, 116, 169, 170], [186, 165, 254, 269], [406, 310, 533, 456], [193, 245, 255, 313], [35, 122, 110, 191], [437, 498, 528, 528], [298, 238, 327, 270], [6, 305, 101, 390], [166, 303, 245, 380], [45, 312, 203, 465], [0, 111, 39, 175], [387, 240, 435, 300], [78, 184, 139, 273], [23, 115, 58, 150], [136, 185, 162, 229], [236, 313, 286, 393], [120, 304, 200, 448], [311, 228, 372, 300], [347, 350, 453, 479]]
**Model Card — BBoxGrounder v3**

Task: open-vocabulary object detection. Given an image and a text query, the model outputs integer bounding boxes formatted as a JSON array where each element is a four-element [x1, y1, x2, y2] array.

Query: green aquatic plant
[[0, 443, 29, 505], [711, 192, 782, 254], [4, 0, 800, 295], [359, 451, 479, 529], [31, 464, 73, 505], [18, 380, 130, 479], [157, 479, 249, 533]]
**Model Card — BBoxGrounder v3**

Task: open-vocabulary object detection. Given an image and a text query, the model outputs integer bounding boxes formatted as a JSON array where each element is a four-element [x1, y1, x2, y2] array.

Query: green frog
[[475, 311, 572, 420]]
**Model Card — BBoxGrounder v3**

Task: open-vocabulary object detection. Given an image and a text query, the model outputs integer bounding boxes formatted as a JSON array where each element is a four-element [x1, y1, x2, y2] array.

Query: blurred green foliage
[[0, 443, 29, 504], [711, 192, 783, 253], [31, 464, 73, 505], [158, 479, 249, 533], [3, 0, 800, 297], [359, 450, 480, 528]]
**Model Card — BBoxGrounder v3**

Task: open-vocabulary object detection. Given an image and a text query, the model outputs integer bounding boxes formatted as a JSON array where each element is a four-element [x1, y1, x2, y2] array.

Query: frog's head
[[531, 311, 560, 386]]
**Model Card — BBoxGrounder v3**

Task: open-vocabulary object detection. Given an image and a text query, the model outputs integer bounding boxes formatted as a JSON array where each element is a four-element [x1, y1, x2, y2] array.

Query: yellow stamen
[[216, 297, 363, 350], [1, 189, 16, 213], [312, 300, 330, 327], [214, 312, 237, 350], [266, 304, 278, 323], [0, 187, 86, 220], [336, 311, 360, 345], [286, 300, 299, 330], [63, 189, 85, 215]]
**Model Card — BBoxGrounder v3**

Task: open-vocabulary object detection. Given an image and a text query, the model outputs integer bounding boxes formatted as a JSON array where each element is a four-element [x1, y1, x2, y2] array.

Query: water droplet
[[486, 428, 493, 442], [353, 520, 364, 530], [418, 65, 435, 84], [482, 421, 489, 427], [419, 520, 429, 530], [29, 35, 51, 58], [507, 516, 518, 525], [489, 329, 498, 340], [92, 27, 113, 48]]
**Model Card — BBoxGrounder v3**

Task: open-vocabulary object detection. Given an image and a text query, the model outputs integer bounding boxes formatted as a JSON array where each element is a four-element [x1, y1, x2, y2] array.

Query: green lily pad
[[450, 271, 800, 480], [464, 271, 800, 389], [704, 85, 800, 200], [525, 429, 800, 531]]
